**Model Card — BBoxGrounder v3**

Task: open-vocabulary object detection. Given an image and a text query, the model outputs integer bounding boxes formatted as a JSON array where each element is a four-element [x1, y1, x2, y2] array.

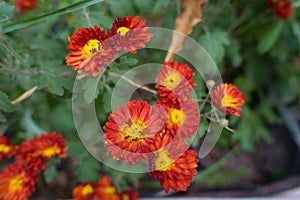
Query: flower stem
[[82, 7, 92, 27], [198, 92, 210, 113], [0, 34, 35, 75], [108, 72, 157, 94]]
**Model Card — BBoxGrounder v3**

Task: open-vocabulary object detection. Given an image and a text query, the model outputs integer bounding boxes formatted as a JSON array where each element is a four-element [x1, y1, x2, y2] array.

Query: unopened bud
[[206, 80, 215, 89], [219, 118, 229, 127]]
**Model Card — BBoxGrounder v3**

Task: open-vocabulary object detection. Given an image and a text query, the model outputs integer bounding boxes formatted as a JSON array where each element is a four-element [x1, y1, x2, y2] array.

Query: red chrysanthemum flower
[[111, 14, 152, 54], [120, 188, 138, 200], [94, 175, 120, 200], [14, 0, 38, 12], [267, 0, 293, 19], [156, 98, 199, 138], [0, 162, 38, 200], [72, 182, 96, 200], [104, 100, 166, 165], [0, 135, 17, 161], [17, 132, 66, 169], [149, 141, 199, 193], [210, 83, 245, 117], [65, 26, 115, 76], [156, 62, 196, 104]]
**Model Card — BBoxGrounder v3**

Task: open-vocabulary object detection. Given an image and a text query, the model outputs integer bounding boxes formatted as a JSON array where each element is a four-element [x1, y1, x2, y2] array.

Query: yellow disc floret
[[104, 186, 117, 195], [164, 72, 181, 90], [155, 150, 174, 171], [168, 108, 185, 126], [121, 119, 146, 138], [81, 39, 102, 57], [221, 95, 237, 107], [0, 144, 11, 153], [82, 184, 94, 196], [117, 27, 130, 36], [42, 146, 57, 158], [9, 175, 24, 192]]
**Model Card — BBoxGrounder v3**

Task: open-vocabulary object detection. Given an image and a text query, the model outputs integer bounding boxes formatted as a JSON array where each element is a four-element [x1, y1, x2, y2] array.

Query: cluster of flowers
[[267, 0, 294, 19], [65, 14, 152, 76], [103, 61, 245, 193], [0, 132, 66, 200], [65, 14, 244, 193], [13, 0, 38, 13], [72, 175, 138, 200]]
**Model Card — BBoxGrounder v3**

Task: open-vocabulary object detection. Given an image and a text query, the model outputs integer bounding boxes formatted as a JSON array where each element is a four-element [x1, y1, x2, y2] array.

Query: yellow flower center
[[81, 39, 102, 58], [42, 146, 57, 158], [82, 184, 94, 196], [0, 144, 11, 153], [221, 95, 237, 107], [122, 194, 130, 200], [168, 108, 185, 126], [117, 27, 130, 36], [155, 150, 174, 171], [121, 119, 146, 138], [9, 175, 24, 192], [164, 72, 181, 90], [105, 186, 117, 195]]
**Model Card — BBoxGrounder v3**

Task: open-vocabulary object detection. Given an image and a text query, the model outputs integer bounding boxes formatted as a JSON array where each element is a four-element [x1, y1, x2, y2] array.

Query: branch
[[0, 34, 35, 75], [108, 72, 156, 94], [11, 86, 38, 105]]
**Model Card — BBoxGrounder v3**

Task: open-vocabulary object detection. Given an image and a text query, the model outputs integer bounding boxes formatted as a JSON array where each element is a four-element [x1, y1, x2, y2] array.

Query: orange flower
[[0, 162, 38, 200], [104, 100, 166, 165], [267, 0, 293, 20], [111, 14, 152, 54], [156, 98, 199, 138], [14, 0, 38, 12], [0, 135, 17, 161], [120, 188, 138, 200], [72, 182, 96, 200], [94, 175, 120, 200], [17, 132, 66, 169], [65, 26, 115, 76], [156, 62, 196, 104], [210, 83, 245, 117], [149, 141, 199, 193]]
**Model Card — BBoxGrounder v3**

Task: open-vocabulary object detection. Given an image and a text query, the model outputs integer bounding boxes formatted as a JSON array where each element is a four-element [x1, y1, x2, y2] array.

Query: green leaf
[[291, 20, 300, 44], [0, 2, 15, 24], [102, 91, 112, 113], [74, 11, 113, 30], [227, 40, 243, 67], [37, 72, 66, 96], [233, 107, 273, 152], [83, 77, 102, 104], [0, 112, 6, 123], [151, 0, 170, 15], [116, 56, 138, 68], [109, 0, 136, 17], [198, 29, 230, 63], [0, 91, 15, 112], [3, 0, 104, 33], [133, 0, 155, 13], [43, 158, 61, 183], [74, 154, 101, 182], [257, 21, 283, 54]]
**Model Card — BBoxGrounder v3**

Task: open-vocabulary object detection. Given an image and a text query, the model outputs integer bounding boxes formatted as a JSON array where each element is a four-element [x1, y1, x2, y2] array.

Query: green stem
[[83, 7, 92, 27], [198, 93, 210, 113], [0, 35, 35, 75], [0, 69, 33, 75], [193, 147, 238, 181]]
